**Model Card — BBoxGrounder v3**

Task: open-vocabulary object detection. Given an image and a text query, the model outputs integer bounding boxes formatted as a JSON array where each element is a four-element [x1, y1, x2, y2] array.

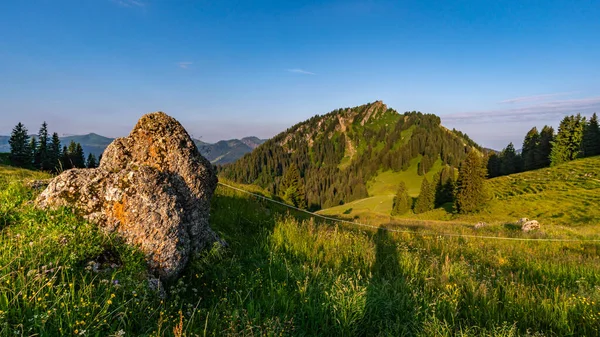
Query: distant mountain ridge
[[0, 133, 265, 164], [221, 101, 483, 210]]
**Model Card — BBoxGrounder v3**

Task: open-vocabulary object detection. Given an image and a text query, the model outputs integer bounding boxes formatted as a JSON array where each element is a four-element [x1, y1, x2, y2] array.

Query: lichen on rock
[[36, 112, 222, 280]]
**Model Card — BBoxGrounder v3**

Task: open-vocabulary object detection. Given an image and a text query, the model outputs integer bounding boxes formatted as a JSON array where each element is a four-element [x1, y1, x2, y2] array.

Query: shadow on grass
[[361, 227, 421, 335]]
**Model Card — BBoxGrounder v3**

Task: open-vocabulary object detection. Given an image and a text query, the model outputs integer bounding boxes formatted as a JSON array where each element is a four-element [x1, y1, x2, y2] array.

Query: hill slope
[[2, 166, 600, 335], [221, 101, 481, 209], [321, 155, 600, 228]]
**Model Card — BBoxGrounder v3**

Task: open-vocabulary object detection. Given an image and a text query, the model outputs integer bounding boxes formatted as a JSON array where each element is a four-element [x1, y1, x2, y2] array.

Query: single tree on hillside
[[522, 127, 541, 171], [36, 122, 50, 170], [583, 113, 600, 157], [281, 164, 307, 209], [500, 142, 522, 176], [74, 143, 86, 168], [413, 177, 435, 214], [455, 150, 488, 214], [86, 153, 98, 168], [29, 137, 38, 167], [538, 125, 554, 168], [486, 153, 501, 178], [550, 114, 586, 166], [435, 165, 455, 207], [8, 122, 31, 167], [61, 145, 72, 169], [391, 181, 411, 216], [48, 132, 62, 172]]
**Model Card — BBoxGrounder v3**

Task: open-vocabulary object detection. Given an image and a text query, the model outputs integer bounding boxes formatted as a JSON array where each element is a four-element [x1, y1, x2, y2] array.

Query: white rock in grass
[[521, 220, 540, 232]]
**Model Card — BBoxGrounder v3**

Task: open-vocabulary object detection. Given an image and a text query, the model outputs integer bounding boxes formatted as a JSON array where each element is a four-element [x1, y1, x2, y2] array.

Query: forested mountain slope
[[221, 101, 481, 209]]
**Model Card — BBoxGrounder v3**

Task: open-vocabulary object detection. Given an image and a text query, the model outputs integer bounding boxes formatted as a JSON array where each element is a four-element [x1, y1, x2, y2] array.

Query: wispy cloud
[[113, 0, 145, 8], [444, 96, 600, 125], [499, 92, 576, 104], [177, 62, 193, 69], [287, 68, 315, 75]]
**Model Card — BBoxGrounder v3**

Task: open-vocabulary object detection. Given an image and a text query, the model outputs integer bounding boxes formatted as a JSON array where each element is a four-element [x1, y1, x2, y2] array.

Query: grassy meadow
[[1, 164, 600, 335]]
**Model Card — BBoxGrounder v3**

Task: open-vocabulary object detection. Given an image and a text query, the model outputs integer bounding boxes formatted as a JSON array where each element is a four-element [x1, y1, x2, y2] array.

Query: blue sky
[[1, 0, 599, 149]]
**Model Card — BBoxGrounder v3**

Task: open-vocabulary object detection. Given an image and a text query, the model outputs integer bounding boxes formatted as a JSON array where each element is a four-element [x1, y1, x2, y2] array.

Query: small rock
[[148, 278, 166, 299], [522, 220, 540, 232], [474, 222, 487, 229], [26, 179, 51, 190], [517, 218, 529, 225]]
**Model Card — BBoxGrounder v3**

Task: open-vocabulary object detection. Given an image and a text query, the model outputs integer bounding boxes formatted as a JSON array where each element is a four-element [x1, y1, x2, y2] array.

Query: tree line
[[7, 121, 99, 172], [488, 113, 600, 178], [393, 150, 488, 216]]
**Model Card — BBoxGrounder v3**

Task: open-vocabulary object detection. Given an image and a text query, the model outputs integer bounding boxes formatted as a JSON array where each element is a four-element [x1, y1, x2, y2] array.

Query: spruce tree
[[86, 153, 98, 168], [281, 164, 307, 209], [538, 126, 554, 168], [500, 142, 520, 175], [583, 113, 600, 157], [48, 132, 62, 172], [550, 114, 586, 166], [455, 150, 488, 214], [522, 127, 540, 171], [391, 181, 411, 216], [413, 177, 435, 214], [61, 145, 72, 169], [435, 165, 455, 207], [37, 122, 50, 170], [486, 153, 501, 178], [74, 143, 86, 168], [8, 122, 31, 167], [29, 137, 38, 167]]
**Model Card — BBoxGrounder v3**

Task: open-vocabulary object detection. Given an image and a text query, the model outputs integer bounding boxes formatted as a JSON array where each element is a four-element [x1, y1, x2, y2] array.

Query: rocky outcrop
[[36, 112, 222, 279]]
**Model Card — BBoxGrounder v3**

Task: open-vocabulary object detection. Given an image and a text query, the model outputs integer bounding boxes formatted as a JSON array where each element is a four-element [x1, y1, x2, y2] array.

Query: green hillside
[[321, 155, 600, 229], [2, 166, 600, 335], [222, 101, 479, 209]]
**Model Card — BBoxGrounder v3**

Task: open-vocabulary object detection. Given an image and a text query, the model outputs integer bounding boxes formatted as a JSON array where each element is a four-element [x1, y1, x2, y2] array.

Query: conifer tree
[[486, 153, 501, 178], [29, 137, 38, 167], [8, 122, 31, 167], [550, 114, 586, 166], [37, 122, 50, 170], [61, 145, 72, 169], [74, 143, 86, 168], [538, 126, 554, 168], [435, 165, 455, 206], [413, 177, 435, 214], [455, 150, 488, 214], [583, 113, 600, 157], [522, 127, 541, 171], [391, 181, 411, 216], [281, 164, 307, 209], [86, 153, 98, 168], [500, 142, 521, 175], [48, 132, 62, 172]]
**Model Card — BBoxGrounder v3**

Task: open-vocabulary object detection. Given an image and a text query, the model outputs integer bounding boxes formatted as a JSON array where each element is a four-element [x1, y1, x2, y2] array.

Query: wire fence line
[[217, 182, 600, 243], [4, 176, 599, 243]]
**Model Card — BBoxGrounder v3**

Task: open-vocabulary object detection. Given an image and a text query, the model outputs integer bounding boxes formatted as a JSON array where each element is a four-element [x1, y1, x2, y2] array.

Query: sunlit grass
[[1, 165, 600, 335]]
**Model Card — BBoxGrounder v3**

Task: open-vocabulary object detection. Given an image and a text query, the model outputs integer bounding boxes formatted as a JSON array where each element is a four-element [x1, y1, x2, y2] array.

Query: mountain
[[195, 137, 266, 165], [61, 133, 114, 158], [0, 132, 265, 164], [221, 101, 482, 210]]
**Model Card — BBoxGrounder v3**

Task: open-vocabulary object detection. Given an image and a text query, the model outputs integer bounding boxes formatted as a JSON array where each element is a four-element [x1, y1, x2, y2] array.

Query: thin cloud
[[178, 62, 193, 69], [499, 92, 576, 104], [287, 69, 315, 75], [113, 0, 145, 8], [444, 96, 600, 125]]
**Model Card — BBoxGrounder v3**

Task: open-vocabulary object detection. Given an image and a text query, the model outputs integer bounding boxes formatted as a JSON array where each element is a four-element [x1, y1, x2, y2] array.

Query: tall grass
[[1, 166, 599, 335]]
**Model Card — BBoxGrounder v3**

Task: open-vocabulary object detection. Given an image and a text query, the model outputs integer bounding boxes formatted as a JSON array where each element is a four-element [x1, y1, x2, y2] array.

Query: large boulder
[[521, 220, 540, 232], [36, 112, 222, 279]]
